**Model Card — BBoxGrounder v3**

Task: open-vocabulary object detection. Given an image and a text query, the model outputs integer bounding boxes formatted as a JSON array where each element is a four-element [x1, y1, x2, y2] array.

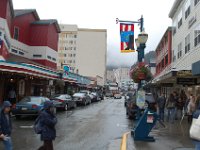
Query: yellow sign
[[177, 70, 192, 77]]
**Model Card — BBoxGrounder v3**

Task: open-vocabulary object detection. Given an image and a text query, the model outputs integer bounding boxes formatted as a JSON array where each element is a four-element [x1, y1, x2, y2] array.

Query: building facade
[[106, 70, 115, 82], [76, 28, 107, 85], [155, 27, 172, 78], [58, 24, 78, 72]]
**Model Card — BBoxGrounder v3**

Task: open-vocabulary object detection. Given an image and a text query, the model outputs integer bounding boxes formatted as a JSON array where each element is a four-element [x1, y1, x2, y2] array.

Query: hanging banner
[[120, 23, 135, 53]]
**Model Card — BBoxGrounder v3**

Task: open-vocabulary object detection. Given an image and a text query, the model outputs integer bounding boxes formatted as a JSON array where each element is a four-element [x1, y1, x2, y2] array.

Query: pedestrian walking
[[38, 101, 57, 150], [166, 93, 176, 123], [176, 90, 187, 120], [187, 94, 196, 124], [8, 88, 16, 105], [0, 101, 13, 150], [157, 93, 166, 122]]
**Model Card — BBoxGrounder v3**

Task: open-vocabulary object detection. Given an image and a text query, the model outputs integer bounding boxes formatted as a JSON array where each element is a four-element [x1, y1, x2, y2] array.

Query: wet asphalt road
[[1, 97, 133, 150]]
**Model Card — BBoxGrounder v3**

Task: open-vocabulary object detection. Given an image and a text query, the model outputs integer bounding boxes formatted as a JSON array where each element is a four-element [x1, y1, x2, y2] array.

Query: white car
[[114, 93, 122, 99]]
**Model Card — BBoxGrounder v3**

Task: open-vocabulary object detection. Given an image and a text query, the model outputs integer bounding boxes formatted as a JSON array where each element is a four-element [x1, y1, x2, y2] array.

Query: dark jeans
[[38, 140, 53, 150], [159, 108, 165, 121]]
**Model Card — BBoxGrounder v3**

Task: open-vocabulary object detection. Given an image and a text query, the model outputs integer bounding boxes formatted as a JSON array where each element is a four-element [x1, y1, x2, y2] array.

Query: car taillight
[[58, 99, 64, 103], [32, 104, 38, 109]]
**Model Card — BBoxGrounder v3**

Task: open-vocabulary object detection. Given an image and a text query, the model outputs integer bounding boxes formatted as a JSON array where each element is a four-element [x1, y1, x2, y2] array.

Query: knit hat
[[2, 101, 12, 109]]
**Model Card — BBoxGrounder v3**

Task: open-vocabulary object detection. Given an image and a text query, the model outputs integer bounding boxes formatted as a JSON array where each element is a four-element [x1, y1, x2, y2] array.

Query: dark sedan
[[12, 96, 58, 119], [125, 91, 138, 119], [50, 94, 77, 111], [73, 93, 91, 106]]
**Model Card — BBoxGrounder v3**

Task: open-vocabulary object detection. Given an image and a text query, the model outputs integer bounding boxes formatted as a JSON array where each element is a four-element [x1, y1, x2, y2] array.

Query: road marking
[[20, 125, 33, 128]]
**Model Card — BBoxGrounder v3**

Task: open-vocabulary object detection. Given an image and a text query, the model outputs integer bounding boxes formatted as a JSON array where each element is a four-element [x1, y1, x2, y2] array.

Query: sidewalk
[[126, 119, 195, 150]]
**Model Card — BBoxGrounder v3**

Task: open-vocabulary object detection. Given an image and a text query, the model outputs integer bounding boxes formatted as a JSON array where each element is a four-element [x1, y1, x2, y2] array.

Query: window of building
[[14, 27, 19, 40], [47, 56, 52, 60], [74, 47, 76, 50], [178, 42, 182, 59], [19, 51, 24, 55], [0, 31, 2, 36], [185, 34, 190, 53], [73, 60, 75, 63], [52, 58, 56, 61], [194, 28, 200, 47], [74, 35, 77, 38], [73, 54, 76, 57], [165, 55, 168, 65], [33, 54, 42, 58], [185, 0, 191, 19], [195, 0, 200, 6], [66, 34, 68, 38], [65, 47, 68, 50], [172, 20, 177, 36], [64, 54, 67, 57], [11, 49, 18, 53], [178, 11, 182, 28]]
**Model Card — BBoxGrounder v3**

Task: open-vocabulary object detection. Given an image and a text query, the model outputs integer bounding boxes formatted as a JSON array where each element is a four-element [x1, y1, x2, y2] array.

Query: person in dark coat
[[38, 101, 57, 150], [157, 93, 166, 122], [0, 101, 13, 150]]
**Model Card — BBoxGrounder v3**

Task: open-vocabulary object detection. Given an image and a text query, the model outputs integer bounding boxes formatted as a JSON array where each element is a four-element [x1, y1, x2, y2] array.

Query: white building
[[106, 70, 115, 82], [169, 0, 200, 71], [76, 28, 107, 85], [114, 68, 133, 89], [58, 24, 78, 72]]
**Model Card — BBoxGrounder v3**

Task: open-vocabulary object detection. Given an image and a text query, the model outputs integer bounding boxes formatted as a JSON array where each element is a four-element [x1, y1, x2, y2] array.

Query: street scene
[[1, 0, 200, 149]]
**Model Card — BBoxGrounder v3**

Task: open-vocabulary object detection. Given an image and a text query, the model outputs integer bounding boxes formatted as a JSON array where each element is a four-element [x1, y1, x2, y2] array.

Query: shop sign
[[177, 78, 197, 85], [160, 83, 174, 87], [177, 70, 192, 77]]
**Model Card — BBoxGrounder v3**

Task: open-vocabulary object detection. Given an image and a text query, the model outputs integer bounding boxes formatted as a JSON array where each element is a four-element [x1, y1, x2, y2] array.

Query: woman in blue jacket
[[38, 101, 57, 150]]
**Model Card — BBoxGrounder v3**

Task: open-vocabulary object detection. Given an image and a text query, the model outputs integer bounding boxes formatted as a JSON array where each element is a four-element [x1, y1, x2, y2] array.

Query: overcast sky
[[13, 0, 175, 67]]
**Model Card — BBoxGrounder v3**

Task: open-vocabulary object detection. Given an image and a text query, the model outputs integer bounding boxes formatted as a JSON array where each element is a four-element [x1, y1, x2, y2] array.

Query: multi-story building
[[106, 70, 115, 82], [169, 0, 200, 71], [0, 0, 60, 102], [114, 68, 133, 90], [76, 28, 107, 85], [155, 27, 172, 78], [58, 24, 78, 72]]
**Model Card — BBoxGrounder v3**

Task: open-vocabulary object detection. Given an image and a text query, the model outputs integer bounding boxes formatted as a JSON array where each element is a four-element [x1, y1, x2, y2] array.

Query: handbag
[[190, 116, 200, 141]]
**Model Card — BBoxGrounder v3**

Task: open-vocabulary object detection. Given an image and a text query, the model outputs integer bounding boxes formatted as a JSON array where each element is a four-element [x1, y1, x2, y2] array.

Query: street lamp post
[[116, 15, 148, 91]]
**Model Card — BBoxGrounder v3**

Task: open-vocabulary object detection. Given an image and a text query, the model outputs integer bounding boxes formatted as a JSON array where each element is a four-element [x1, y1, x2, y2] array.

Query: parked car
[[97, 91, 104, 100], [105, 91, 113, 97], [125, 91, 138, 119], [114, 93, 122, 99], [12, 96, 59, 119], [91, 92, 101, 102], [50, 94, 77, 111], [73, 93, 91, 106]]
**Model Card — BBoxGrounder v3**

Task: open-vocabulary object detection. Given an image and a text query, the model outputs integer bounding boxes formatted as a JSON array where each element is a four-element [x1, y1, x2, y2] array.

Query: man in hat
[[0, 101, 13, 150]]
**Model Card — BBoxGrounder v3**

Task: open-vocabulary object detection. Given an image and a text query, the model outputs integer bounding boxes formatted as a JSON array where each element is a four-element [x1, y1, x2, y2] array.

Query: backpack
[[34, 116, 43, 134]]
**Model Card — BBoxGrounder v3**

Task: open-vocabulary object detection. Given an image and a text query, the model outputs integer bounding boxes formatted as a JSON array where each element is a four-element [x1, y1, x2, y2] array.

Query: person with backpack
[[157, 93, 166, 122], [37, 101, 57, 150], [0, 101, 13, 150]]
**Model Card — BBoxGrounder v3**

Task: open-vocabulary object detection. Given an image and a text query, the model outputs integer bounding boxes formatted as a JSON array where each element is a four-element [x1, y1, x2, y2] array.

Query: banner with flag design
[[120, 23, 135, 53]]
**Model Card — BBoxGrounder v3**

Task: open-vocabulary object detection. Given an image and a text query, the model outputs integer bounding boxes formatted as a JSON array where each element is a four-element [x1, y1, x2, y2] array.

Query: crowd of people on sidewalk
[[155, 90, 200, 124], [154, 90, 200, 150]]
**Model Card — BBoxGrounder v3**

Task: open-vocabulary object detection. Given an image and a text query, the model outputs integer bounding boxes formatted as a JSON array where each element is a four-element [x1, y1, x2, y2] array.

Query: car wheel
[[64, 104, 68, 111], [15, 115, 21, 120]]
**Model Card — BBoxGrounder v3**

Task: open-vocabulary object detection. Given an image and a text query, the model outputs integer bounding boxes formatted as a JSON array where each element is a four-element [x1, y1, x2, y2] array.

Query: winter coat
[[166, 97, 176, 109], [40, 110, 57, 141], [0, 109, 12, 136], [157, 96, 166, 109]]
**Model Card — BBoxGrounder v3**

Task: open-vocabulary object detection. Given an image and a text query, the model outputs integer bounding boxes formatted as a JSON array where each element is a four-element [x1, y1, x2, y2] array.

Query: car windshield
[[19, 97, 43, 105]]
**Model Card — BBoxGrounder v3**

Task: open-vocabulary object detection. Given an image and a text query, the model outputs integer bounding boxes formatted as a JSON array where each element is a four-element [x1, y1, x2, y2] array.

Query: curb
[[120, 132, 130, 150]]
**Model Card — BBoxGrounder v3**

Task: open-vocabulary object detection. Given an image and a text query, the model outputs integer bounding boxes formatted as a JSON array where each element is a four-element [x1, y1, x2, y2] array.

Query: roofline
[[155, 27, 172, 51], [78, 28, 107, 32], [169, 0, 183, 18], [14, 9, 40, 20], [31, 20, 61, 33]]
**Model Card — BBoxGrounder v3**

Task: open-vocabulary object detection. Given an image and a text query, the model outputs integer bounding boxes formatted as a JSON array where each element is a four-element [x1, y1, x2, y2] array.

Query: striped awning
[[0, 60, 59, 79]]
